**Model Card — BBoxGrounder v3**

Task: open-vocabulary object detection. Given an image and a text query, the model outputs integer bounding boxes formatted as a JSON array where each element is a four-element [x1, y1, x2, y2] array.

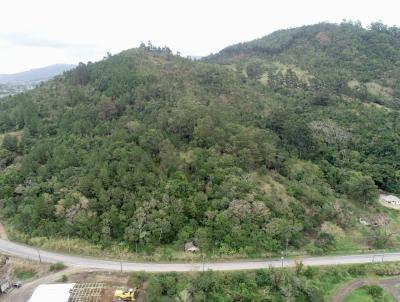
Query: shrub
[[315, 232, 336, 252], [50, 262, 66, 272], [305, 243, 323, 255], [129, 271, 148, 287], [348, 264, 366, 277], [364, 285, 383, 301], [302, 266, 317, 279], [325, 266, 349, 283], [255, 269, 270, 286], [295, 261, 304, 276], [60, 274, 68, 282]]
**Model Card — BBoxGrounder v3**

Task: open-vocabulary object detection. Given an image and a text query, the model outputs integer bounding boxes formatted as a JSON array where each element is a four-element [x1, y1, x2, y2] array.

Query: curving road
[[0, 238, 399, 272]]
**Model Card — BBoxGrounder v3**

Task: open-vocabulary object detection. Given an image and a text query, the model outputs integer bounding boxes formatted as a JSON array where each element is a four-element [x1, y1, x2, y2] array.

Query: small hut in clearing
[[184, 242, 199, 253], [380, 194, 400, 206]]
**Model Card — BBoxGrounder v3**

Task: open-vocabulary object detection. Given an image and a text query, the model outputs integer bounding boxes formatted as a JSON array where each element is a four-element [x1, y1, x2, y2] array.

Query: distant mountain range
[[0, 64, 76, 84]]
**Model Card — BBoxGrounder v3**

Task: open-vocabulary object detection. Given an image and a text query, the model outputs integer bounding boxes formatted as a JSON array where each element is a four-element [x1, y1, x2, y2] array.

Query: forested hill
[[0, 22, 399, 256], [206, 21, 400, 109]]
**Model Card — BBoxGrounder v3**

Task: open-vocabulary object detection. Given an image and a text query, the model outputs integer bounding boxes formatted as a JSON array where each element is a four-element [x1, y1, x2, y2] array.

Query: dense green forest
[[0, 22, 399, 256]]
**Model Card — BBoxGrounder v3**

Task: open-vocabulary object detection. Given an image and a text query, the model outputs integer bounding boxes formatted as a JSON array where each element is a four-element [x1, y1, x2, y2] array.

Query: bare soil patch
[[68, 270, 144, 302], [0, 222, 8, 240]]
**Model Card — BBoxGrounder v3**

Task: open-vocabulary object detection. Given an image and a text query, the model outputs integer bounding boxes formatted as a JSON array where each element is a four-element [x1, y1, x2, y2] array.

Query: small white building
[[185, 242, 199, 253], [381, 194, 400, 205], [29, 283, 75, 302]]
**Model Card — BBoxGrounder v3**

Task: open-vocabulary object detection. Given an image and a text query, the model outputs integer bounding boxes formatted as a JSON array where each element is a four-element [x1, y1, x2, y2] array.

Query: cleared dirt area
[[67, 271, 143, 302], [0, 222, 8, 240], [0, 130, 23, 145], [68, 270, 129, 285]]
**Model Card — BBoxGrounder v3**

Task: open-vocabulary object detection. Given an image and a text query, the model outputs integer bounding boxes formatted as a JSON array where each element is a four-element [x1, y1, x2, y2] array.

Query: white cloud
[[0, 0, 399, 73]]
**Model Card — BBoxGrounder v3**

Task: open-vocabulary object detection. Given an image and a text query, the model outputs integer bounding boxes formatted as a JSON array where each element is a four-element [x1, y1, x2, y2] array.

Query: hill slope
[[0, 26, 399, 257], [0, 64, 76, 84], [206, 22, 400, 109]]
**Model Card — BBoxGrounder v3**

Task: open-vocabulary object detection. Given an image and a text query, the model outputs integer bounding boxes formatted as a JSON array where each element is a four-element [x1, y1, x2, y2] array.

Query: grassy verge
[[15, 268, 36, 280], [7, 228, 400, 263]]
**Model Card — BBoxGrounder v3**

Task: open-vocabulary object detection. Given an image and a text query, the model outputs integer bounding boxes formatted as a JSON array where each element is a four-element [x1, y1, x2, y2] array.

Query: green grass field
[[344, 286, 396, 302]]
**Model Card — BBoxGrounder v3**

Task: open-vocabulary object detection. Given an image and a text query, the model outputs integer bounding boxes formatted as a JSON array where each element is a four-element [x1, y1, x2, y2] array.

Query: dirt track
[[330, 278, 400, 302]]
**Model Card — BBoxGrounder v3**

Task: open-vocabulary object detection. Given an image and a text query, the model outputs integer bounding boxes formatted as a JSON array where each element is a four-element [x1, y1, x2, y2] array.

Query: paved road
[[0, 238, 399, 272]]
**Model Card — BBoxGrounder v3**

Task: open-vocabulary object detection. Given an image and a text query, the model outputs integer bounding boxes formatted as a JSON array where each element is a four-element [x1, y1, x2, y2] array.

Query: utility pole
[[37, 248, 42, 263], [285, 237, 289, 257]]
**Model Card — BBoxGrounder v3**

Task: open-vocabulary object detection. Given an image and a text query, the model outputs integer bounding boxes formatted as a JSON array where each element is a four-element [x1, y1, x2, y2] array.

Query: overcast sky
[[0, 0, 399, 73]]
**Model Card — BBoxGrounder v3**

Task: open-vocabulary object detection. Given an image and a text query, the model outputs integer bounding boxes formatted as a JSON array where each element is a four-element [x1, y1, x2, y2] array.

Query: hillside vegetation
[[0, 22, 399, 257]]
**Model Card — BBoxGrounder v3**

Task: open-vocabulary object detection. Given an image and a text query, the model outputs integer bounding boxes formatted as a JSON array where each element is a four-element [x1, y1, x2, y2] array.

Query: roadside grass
[[15, 268, 36, 280], [315, 268, 354, 299], [7, 226, 400, 263], [49, 262, 66, 272], [6, 256, 51, 282], [335, 229, 368, 252], [344, 286, 396, 302], [8, 229, 209, 262]]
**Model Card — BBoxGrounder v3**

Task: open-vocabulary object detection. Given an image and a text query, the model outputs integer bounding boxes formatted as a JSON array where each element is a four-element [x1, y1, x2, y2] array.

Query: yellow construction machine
[[114, 287, 136, 301]]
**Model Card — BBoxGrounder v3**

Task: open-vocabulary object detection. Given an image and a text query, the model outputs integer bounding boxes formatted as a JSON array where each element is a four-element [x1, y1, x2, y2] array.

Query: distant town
[[0, 82, 39, 98], [0, 64, 75, 98]]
